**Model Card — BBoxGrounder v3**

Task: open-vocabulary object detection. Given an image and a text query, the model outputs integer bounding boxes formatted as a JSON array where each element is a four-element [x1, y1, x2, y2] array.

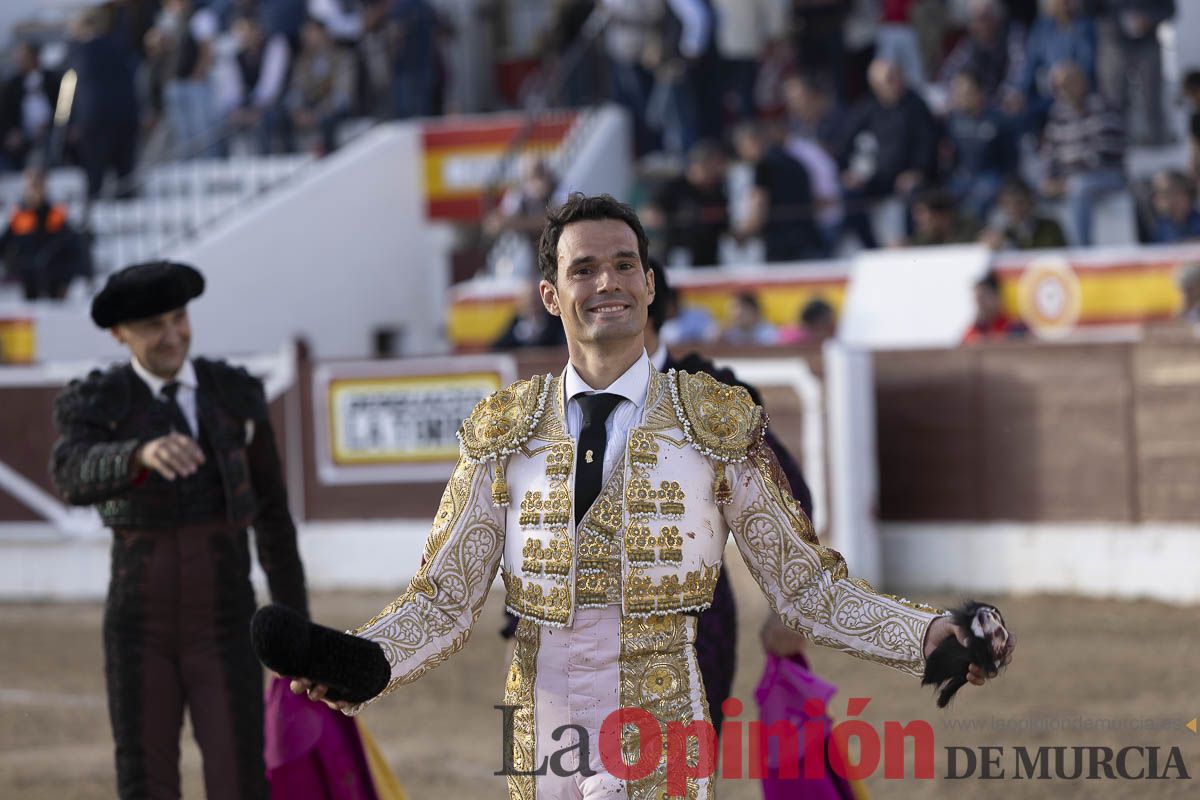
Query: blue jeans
[[166, 79, 219, 159], [1065, 168, 1125, 246]]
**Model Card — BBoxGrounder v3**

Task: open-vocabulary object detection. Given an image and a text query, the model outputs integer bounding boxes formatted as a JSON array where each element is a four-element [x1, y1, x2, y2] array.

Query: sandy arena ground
[[2, 548, 1197, 799]]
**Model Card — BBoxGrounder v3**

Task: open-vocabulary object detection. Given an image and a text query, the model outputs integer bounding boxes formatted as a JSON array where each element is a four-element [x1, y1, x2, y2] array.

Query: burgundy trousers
[[104, 522, 267, 800]]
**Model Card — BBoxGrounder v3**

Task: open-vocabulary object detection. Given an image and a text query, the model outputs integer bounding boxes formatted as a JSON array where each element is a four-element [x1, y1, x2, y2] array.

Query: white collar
[[564, 349, 651, 410], [131, 357, 197, 396], [649, 343, 668, 371]]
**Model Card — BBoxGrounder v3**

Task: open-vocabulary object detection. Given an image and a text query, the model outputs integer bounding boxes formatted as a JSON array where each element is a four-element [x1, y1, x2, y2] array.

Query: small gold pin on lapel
[[585, 449, 594, 463]]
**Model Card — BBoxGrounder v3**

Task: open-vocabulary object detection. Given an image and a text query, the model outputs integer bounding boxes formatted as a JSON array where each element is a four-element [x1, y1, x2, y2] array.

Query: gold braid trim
[[345, 460, 504, 713], [503, 618, 540, 800], [732, 443, 941, 677]]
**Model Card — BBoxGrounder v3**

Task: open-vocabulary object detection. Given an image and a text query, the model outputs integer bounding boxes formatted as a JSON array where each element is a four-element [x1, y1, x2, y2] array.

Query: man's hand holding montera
[[134, 433, 205, 480]]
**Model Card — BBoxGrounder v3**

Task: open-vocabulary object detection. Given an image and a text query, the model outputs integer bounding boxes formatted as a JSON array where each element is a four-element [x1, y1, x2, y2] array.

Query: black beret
[[90, 261, 205, 328]]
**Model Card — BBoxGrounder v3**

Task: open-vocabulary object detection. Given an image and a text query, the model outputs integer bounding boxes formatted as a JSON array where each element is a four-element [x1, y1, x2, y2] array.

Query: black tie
[[161, 381, 193, 436], [574, 392, 622, 527]]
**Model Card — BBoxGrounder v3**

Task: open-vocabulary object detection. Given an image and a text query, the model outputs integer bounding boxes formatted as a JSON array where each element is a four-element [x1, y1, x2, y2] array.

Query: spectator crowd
[[4, 0, 1200, 308]]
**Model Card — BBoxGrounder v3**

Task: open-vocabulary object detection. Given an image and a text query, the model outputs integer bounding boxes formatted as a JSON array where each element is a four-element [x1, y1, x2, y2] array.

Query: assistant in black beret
[[90, 261, 205, 328]]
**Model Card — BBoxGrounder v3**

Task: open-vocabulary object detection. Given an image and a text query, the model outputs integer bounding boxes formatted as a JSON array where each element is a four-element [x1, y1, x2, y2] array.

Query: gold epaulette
[[457, 374, 553, 507], [667, 369, 767, 505]]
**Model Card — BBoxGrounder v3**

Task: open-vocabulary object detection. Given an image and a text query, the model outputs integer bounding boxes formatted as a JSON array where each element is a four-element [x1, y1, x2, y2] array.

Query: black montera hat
[[90, 261, 205, 328]]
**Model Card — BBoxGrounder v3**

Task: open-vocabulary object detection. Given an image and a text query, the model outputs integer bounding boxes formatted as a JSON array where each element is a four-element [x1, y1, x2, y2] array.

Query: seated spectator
[[837, 58, 939, 202], [655, 267, 720, 346], [0, 42, 60, 174], [962, 271, 1028, 344], [732, 121, 826, 262], [221, 14, 292, 154], [777, 297, 837, 345], [642, 140, 730, 267], [721, 292, 777, 346], [1040, 61, 1126, 246], [937, 0, 1025, 104], [981, 178, 1068, 250], [1095, 0, 1175, 146], [908, 187, 981, 246], [288, 19, 356, 154], [1010, 0, 1095, 129], [484, 156, 558, 240], [491, 280, 566, 350], [944, 69, 1018, 220], [0, 167, 87, 300], [1178, 263, 1200, 324], [1148, 170, 1200, 244]]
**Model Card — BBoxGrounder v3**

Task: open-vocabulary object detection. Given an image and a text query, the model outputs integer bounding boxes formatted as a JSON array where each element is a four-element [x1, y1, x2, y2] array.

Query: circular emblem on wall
[[1016, 258, 1082, 337]]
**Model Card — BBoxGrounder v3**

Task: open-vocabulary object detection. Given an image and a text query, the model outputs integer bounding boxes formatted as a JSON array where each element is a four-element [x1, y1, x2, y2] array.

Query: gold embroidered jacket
[[347, 366, 943, 712]]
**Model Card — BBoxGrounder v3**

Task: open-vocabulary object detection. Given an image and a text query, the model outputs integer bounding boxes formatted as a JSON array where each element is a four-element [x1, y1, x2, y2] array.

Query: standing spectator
[[0, 42, 61, 174], [938, 0, 1026, 104], [288, 19, 356, 154], [836, 58, 940, 244], [600, 0, 662, 156], [944, 69, 1018, 220], [781, 71, 843, 147], [155, 0, 222, 159], [387, 0, 441, 118], [721, 291, 778, 345], [790, 0, 849, 101], [908, 187, 982, 246], [782, 74, 845, 248], [1094, 0, 1174, 146], [1178, 263, 1200, 324], [543, 0, 600, 107], [67, 7, 140, 199], [484, 155, 559, 277], [777, 296, 837, 344], [1147, 170, 1200, 244], [642, 140, 730, 267], [1011, 0, 1095, 129], [711, 0, 788, 121], [0, 167, 86, 300], [962, 270, 1028, 343], [1040, 61, 1126, 246], [221, 14, 293, 153], [732, 120, 827, 262], [981, 177, 1068, 249], [261, 0, 309, 45], [876, 0, 925, 88]]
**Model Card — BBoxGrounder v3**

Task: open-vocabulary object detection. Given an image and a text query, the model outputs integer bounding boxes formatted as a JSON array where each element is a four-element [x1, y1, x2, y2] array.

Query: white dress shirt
[[131, 357, 199, 437], [563, 350, 652, 483]]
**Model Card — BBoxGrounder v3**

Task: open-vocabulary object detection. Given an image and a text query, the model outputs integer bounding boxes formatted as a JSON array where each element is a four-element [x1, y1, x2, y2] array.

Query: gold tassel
[[492, 458, 511, 507], [713, 468, 732, 506]]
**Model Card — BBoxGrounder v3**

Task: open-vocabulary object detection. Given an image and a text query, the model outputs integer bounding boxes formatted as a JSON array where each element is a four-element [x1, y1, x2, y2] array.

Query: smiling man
[[294, 195, 1012, 799], [50, 261, 308, 800]]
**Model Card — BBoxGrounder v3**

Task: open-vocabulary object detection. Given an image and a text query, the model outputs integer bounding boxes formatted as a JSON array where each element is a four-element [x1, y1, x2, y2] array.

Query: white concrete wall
[[881, 522, 1200, 605]]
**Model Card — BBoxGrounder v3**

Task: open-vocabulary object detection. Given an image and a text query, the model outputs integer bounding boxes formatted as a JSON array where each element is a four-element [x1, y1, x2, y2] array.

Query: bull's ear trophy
[[922, 601, 1013, 708]]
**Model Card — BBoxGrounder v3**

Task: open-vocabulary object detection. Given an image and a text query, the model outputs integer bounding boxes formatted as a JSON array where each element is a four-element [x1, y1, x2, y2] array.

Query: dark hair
[[536, 193, 650, 284], [800, 297, 834, 326], [1184, 70, 1200, 92], [999, 176, 1034, 200], [646, 259, 677, 332], [976, 270, 1001, 293], [912, 187, 956, 213], [734, 291, 760, 313]]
